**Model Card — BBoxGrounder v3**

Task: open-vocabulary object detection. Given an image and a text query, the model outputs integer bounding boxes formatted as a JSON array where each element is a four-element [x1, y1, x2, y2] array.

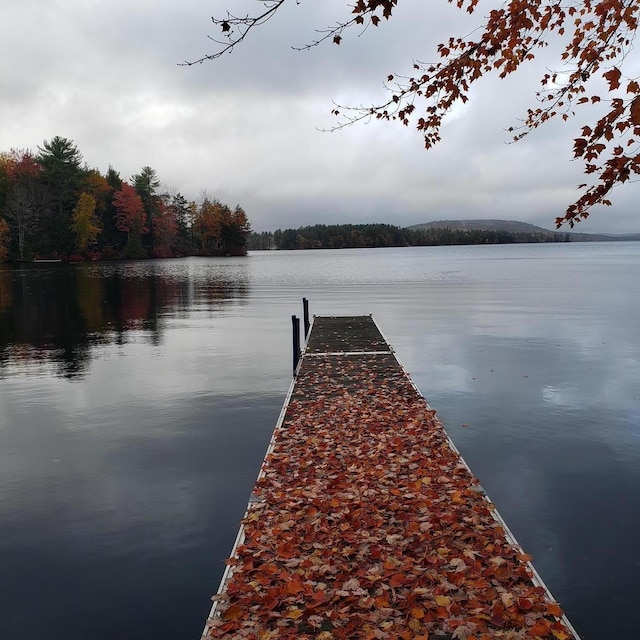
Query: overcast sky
[[1, 0, 638, 233]]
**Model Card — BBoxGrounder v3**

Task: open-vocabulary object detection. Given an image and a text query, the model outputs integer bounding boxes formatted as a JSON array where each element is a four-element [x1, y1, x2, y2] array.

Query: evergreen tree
[[132, 166, 160, 251], [37, 137, 85, 256], [170, 191, 192, 255]]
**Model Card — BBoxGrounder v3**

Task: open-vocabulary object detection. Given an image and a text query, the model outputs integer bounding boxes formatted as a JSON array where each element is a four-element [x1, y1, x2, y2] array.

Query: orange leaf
[[286, 607, 304, 620], [408, 617, 422, 632], [530, 619, 552, 637], [222, 604, 243, 621], [389, 573, 405, 587], [286, 578, 304, 595]]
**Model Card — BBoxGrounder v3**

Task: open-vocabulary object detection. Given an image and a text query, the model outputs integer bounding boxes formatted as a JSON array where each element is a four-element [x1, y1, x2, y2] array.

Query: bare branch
[[291, 9, 387, 51], [181, 1, 287, 65]]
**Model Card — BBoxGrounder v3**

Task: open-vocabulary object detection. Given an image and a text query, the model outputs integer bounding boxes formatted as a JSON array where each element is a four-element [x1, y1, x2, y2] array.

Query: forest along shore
[[0, 138, 251, 262]]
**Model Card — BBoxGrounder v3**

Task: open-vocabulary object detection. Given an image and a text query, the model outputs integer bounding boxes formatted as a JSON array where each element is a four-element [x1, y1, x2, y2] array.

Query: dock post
[[292, 315, 301, 374], [303, 298, 310, 339]]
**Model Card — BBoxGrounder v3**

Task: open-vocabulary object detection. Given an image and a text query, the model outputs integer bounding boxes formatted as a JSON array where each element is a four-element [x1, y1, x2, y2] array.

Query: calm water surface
[[1, 243, 639, 639]]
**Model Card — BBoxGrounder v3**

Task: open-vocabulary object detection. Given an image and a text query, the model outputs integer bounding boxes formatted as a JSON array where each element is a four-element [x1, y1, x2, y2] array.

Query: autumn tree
[[210, 202, 233, 252], [0, 217, 9, 261], [151, 196, 178, 258], [0, 154, 11, 214], [0, 150, 48, 259], [185, 199, 199, 252], [0, 152, 16, 257], [192, 198, 251, 255], [193, 0, 640, 227], [83, 169, 111, 220], [71, 192, 101, 254], [113, 182, 147, 258], [98, 165, 125, 255], [194, 197, 220, 253]]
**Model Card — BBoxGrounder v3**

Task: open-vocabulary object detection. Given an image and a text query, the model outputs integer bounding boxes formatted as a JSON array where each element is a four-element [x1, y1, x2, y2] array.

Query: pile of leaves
[[205, 354, 574, 640]]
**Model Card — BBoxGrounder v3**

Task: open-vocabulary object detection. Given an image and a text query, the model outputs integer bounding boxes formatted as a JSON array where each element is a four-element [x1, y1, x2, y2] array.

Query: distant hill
[[408, 219, 640, 242], [409, 219, 556, 234]]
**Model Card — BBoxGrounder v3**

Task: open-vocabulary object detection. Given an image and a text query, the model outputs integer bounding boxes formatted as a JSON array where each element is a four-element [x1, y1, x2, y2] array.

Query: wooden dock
[[203, 315, 580, 640]]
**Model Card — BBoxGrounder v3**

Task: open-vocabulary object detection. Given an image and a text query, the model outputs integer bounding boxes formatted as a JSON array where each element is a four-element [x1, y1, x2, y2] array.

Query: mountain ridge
[[407, 219, 640, 241]]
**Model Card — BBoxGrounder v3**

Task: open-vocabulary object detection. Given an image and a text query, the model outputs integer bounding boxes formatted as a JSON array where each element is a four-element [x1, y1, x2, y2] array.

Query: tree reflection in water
[[0, 258, 250, 378]]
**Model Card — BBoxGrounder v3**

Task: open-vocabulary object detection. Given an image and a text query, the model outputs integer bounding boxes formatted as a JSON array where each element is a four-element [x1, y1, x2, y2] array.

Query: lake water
[[1, 243, 639, 639]]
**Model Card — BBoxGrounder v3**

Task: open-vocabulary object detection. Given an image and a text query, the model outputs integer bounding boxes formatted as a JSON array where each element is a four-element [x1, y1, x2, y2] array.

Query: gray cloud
[[1, 0, 638, 233]]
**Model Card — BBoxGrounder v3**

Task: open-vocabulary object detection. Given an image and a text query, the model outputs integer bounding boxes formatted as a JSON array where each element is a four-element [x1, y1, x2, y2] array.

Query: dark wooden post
[[303, 298, 310, 339], [292, 315, 301, 374]]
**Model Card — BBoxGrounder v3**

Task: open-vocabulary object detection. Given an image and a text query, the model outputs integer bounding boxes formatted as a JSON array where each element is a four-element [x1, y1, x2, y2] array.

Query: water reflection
[[1, 244, 639, 639], [0, 259, 250, 378], [0, 390, 283, 640]]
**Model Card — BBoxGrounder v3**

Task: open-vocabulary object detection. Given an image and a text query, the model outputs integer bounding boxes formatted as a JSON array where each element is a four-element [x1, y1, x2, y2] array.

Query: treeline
[[0, 137, 251, 261], [247, 223, 569, 250]]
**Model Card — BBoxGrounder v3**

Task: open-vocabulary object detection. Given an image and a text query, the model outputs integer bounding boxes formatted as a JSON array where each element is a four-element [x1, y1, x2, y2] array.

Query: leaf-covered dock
[[203, 316, 580, 640]]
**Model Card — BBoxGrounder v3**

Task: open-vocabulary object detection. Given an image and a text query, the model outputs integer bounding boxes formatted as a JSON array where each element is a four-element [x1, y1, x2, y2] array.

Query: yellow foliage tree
[[71, 192, 100, 253]]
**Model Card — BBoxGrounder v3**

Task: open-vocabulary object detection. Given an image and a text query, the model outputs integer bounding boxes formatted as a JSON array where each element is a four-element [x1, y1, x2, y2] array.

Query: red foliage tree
[[113, 183, 146, 236], [152, 198, 178, 258], [0, 149, 47, 259], [2, 149, 42, 182], [113, 182, 148, 258]]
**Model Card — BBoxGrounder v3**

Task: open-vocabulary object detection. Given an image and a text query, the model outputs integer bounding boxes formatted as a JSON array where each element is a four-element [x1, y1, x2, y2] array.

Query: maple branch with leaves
[[188, 0, 640, 227]]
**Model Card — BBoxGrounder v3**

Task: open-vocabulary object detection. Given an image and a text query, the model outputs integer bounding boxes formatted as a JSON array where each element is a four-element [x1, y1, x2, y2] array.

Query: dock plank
[[203, 316, 579, 640], [304, 316, 389, 354]]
